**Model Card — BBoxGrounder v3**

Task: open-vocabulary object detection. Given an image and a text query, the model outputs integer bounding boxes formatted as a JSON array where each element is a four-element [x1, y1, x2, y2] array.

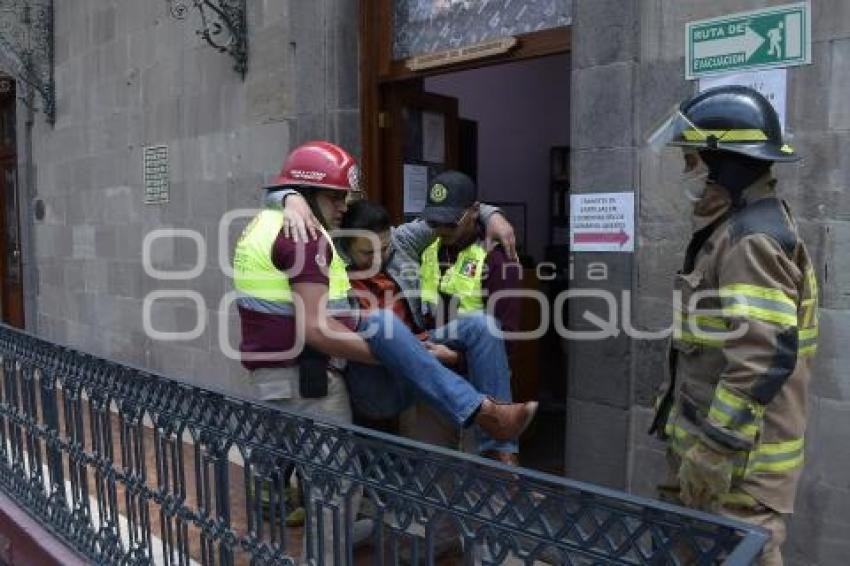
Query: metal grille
[[0, 324, 767, 564], [144, 145, 170, 204]]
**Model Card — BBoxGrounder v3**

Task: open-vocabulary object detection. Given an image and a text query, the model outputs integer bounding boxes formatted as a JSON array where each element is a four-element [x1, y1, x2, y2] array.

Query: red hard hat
[[267, 141, 360, 192]]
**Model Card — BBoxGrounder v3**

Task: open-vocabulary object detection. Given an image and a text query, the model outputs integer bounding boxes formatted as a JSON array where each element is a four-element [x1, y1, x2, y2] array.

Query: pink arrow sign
[[573, 229, 630, 246]]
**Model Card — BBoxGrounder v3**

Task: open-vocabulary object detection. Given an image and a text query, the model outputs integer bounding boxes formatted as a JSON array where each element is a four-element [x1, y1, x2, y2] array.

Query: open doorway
[[0, 78, 23, 329], [375, 54, 570, 474], [359, 2, 571, 473]]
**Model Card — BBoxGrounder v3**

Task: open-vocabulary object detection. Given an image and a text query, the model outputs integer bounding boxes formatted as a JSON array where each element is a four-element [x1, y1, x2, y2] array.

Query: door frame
[[0, 79, 24, 328], [359, 0, 571, 212]]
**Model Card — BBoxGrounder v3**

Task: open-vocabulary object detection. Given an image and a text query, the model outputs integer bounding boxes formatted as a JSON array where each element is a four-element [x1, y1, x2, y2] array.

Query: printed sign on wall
[[570, 192, 634, 253]]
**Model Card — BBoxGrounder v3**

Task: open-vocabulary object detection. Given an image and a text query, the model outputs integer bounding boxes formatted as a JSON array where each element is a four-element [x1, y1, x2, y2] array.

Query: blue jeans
[[346, 310, 516, 453]]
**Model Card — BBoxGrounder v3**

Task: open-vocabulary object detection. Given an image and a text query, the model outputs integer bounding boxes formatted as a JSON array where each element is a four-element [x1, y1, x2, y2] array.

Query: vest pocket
[[673, 270, 727, 353]]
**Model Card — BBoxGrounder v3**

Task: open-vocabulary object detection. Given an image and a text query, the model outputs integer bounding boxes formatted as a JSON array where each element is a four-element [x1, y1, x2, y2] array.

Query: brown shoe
[[474, 398, 538, 441], [482, 450, 520, 466]]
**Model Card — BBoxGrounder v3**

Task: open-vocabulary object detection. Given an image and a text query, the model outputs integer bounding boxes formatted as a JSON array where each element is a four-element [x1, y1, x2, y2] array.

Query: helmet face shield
[[646, 107, 707, 154]]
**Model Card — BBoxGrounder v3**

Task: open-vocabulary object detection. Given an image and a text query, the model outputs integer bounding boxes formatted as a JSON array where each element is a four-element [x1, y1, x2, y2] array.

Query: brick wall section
[[28, 0, 360, 395]]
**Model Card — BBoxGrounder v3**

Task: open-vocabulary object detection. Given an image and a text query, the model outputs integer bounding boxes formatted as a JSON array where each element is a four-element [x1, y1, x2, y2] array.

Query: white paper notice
[[570, 192, 635, 253], [422, 111, 445, 163], [403, 164, 429, 214], [700, 69, 787, 132]]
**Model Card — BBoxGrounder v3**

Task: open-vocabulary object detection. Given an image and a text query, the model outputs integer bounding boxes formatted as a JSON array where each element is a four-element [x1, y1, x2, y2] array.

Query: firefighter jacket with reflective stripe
[[233, 209, 352, 316], [420, 239, 487, 314], [658, 175, 818, 513]]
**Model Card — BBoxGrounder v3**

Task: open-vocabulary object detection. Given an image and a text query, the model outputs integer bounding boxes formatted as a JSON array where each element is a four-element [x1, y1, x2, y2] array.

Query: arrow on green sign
[[686, 2, 811, 79], [693, 26, 765, 61]]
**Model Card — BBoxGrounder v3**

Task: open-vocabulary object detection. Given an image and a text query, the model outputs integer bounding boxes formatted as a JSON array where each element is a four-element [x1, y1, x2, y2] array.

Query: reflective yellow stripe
[[674, 312, 728, 347], [666, 423, 748, 476], [758, 437, 803, 454], [668, 412, 804, 476], [715, 385, 761, 414], [721, 304, 798, 326], [708, 407, 759, 438], [665, 423, 695, 455], [799, 327, 818, 340], [681, 129, 768, 142], [748, 438, 805, 473], [720, 491, 759, 508], [674, 311, 728, 330], [799, 326, 818, 357], [801, 299, 817, 328], [720, 284, 798, 326], [720, 284, 797, 309], [674, 331, 725, 348], [708, 386, 763, 441], [799, 344, 817, 357]]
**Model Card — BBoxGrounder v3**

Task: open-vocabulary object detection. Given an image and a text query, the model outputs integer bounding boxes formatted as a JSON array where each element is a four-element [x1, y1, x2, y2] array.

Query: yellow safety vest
[[420, 239, 487, 313], [233, 209, 351, 314]]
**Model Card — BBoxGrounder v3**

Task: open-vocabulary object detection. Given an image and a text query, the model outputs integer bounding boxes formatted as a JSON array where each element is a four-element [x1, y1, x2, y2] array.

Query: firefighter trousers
[[659, 450, 786, 566]]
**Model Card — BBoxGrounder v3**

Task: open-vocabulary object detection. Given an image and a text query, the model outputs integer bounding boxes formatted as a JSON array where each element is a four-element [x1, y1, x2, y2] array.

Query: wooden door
[[380, 83, 460, 223], [0, 83, 23, 328]]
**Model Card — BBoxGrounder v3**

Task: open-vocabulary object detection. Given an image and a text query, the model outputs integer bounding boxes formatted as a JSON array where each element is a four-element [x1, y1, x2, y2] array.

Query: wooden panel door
[[380, 83, 460, 223]]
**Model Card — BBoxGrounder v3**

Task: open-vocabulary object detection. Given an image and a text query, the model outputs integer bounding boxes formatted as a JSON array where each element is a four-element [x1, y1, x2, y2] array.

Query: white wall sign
[[403, 163, 429, 214], [700, 68, 788, 132], [570, 192, 635, 253]]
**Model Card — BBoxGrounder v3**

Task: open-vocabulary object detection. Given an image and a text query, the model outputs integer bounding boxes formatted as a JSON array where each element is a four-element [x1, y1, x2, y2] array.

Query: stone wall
[[13, 0, 850, 562], [27, 0, 360, 394], [568, 1, 850, 563]]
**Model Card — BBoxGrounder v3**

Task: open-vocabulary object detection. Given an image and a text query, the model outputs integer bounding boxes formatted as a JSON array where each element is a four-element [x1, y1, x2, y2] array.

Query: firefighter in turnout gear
[[648, 86, 818, 565]]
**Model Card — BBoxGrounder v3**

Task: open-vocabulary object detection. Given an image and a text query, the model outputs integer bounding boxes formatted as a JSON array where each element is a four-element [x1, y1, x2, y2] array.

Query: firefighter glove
[[679, 441, 734, 511]]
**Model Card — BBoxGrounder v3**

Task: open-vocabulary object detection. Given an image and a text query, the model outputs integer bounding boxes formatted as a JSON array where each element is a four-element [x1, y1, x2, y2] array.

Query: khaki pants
[[248, 366, 363, 565], [660, 450, 786, 566]]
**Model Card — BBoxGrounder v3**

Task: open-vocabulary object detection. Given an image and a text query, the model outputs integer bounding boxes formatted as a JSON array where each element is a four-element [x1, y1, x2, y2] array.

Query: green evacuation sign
[[686, 2, 811, 79]]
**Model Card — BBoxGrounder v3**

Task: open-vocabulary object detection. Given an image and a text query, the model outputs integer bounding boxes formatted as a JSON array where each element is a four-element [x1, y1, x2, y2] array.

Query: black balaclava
[[698, 150, 773, 202]]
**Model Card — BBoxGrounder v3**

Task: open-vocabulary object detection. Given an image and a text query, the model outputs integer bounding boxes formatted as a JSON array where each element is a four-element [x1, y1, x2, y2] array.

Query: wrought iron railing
[[0, 323, 767, 565]]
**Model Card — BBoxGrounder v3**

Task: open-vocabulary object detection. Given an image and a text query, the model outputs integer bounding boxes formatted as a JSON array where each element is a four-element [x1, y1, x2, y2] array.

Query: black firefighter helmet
[[648, 85, 798, 163]]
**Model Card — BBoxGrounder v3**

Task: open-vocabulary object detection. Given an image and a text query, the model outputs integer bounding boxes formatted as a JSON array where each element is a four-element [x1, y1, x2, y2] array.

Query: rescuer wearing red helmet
[[233, 143, 536, 557], [235, 140, 535, 440]]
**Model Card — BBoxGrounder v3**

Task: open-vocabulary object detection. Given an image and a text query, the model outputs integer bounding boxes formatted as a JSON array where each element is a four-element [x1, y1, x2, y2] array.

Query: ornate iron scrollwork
[[0, 0, 55, 124], [167, 0, 248, 78]]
